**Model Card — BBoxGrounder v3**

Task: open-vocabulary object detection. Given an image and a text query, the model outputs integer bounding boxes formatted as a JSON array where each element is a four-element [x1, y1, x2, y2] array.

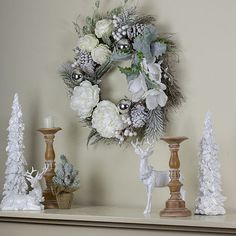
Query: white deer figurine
[[24, 166, 48, 210], [1, 166, 47, 211], [132, 140, 185, 214]]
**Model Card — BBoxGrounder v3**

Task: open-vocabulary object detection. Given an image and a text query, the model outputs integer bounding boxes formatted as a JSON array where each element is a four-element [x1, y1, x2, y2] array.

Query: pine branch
[[59, 62, 79, 93], [164, 77, 184, 109], [156, 36, 176, 51], [87, 128, 98, 146], [73, 17, 81, 36], [144, 107, 167, 140], [107, 6, 125, 18], [87, 129, 119, 146], [95, 59, 113, 79], [136, 15, 156, 24]]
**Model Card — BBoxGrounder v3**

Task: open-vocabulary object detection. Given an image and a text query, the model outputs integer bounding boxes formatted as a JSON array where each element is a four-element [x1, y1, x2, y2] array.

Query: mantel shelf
[[1, 206, 236, 234]]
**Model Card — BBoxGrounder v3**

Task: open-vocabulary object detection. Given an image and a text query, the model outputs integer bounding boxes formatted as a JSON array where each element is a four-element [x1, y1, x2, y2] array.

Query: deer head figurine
[[25, 164, 49, 206]]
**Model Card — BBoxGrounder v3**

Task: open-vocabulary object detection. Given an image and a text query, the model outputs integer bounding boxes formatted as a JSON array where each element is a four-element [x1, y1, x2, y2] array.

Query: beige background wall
[[0, 0, 236, 212]]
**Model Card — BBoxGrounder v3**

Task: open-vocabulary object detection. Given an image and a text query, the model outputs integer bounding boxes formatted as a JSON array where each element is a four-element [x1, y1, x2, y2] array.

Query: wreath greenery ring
[[60, 0, 183, 145]]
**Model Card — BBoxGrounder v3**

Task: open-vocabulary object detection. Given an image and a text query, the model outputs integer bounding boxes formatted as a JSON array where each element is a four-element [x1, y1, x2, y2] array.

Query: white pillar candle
[[43, 116, 54, 128]]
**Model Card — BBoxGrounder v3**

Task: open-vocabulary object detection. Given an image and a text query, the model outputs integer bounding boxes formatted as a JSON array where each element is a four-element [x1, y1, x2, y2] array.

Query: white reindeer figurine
[[132, 140, 185, 214], [24, 166, 48, 210], [1, 166, 47, 211]]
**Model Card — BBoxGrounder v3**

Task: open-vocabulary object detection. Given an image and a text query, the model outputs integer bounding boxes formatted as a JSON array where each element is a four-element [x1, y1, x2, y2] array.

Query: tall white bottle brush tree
[[1, 93, 28, 209], [195, 112, 226, 215]]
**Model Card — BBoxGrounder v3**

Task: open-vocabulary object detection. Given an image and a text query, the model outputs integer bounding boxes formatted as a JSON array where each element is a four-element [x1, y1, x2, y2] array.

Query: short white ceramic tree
[[195, 112, 226, 215], [1, 93, 46, 210]]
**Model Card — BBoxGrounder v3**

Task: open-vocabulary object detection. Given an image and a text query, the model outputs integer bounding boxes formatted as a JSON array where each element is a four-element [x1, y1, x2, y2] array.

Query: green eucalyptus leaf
[[86, 16, 92, 25], [83, 25, 90, 34], [95, 0, 100, 8]]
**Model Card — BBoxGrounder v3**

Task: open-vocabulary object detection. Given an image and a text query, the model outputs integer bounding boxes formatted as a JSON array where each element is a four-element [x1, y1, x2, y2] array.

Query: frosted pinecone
[[78, 51, 97, 76], [127, 23, 145, 40], [130, 103, 148, 128]]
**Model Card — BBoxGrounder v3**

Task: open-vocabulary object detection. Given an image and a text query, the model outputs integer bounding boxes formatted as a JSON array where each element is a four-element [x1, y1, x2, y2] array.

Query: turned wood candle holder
[[160, 136, 191, 217], [37, 127, 61, 209]]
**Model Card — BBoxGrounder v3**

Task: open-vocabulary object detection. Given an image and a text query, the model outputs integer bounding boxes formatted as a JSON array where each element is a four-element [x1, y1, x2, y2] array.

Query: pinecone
[[130, 103, 149, 128], [127, 23, 145, 40], [78, 51, 97, 76]]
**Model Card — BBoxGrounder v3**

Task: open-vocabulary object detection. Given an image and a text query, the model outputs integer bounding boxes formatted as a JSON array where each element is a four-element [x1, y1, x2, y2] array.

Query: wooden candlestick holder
[[160, 136, 191, 217], [37, 127, 61, 209]]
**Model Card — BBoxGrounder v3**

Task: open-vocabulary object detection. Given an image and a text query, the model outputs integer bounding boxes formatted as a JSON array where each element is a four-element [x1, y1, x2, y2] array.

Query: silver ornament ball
[[117, 99, 131, 114]]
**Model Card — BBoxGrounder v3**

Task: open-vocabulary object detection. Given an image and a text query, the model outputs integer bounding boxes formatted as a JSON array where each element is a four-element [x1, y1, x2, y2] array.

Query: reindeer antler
[[132, 139, 154, 158], [37, 164, 49, 179], [25, 167, 37, 179], [25, 164, 49, 181], [146, 138, 154, 147]]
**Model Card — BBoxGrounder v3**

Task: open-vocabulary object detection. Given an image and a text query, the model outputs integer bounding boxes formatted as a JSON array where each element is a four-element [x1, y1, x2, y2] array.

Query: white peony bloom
[[92, 101, 124, 138], [91, 44, 112, 65], [128, 74, 148, 102], [70, 81, 100, 119], [77, 34, 99, 52], [142, 58, 162, 82], [144, 89, 168, 110], [95, 19, 113, 38]]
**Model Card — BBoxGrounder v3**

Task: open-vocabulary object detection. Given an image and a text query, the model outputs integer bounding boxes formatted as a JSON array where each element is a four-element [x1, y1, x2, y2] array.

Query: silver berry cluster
[[114, 99, 139, 143], [121, 114, 137, 137], [115, 127, 137, 144], [112, 15, 129, 42]]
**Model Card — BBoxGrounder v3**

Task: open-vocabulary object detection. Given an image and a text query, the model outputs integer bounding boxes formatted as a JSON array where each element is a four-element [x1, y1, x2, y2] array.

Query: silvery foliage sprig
[[53, 155, 80, 189]]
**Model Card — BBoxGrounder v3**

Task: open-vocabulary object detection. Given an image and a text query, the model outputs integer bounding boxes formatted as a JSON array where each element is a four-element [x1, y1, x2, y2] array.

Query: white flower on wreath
[[91, 44, 112, 65], [95, 19, 113, 38], [142, 58, 162, 82], [144, 88, 168, 110], [92, 100, 124, 138], [77, 34, 99, 52], [128, 74, 148, 102], [70, 81, 100, 119]]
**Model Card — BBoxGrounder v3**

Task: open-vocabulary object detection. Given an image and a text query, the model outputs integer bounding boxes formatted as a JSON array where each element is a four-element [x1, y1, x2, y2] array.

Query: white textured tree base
[[1, 196, 44, 211]]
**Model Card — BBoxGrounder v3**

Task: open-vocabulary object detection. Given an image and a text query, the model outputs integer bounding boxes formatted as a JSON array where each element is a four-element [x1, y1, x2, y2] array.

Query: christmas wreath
[[60, 0, 183, 145]]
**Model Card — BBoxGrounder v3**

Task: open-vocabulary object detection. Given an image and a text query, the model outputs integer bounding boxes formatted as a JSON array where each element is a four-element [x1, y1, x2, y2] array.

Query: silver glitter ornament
[[72, 69, 83, 81], [116, 38, 131, 51]]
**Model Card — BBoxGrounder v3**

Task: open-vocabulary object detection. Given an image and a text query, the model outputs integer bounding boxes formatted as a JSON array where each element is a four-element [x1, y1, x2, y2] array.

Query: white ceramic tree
[[1, 93, 46, 210], [195, 112, 226, 215]]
